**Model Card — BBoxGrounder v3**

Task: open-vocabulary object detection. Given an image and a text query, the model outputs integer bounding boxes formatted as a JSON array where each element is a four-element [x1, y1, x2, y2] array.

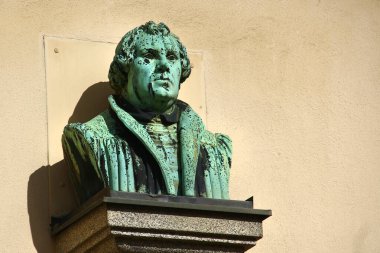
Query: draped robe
[[62, 95, 232, 203]]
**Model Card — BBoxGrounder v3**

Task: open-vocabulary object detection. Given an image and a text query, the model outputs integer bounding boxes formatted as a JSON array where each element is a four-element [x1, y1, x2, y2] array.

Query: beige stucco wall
[[1, 0, 380, 252]]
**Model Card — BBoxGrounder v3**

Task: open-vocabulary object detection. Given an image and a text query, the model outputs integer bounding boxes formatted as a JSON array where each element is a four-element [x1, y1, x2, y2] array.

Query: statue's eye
[[143, 52, 155, 59], [167, 53, 178, 61]]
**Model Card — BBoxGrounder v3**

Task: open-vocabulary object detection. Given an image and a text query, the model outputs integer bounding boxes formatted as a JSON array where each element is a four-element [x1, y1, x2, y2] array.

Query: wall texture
[[1, 0, 380, 252]]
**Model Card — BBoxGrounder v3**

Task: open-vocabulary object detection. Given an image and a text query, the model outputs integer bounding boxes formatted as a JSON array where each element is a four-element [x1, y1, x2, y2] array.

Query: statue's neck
[[115, 95, 179, 124]]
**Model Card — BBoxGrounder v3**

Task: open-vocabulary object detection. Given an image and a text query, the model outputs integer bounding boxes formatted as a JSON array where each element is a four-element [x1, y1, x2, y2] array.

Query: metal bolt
[[54, 48, 59, 53]]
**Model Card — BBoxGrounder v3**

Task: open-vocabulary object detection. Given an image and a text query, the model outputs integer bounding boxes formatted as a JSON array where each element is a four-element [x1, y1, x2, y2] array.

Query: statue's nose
[[156, 58, 170, 73]]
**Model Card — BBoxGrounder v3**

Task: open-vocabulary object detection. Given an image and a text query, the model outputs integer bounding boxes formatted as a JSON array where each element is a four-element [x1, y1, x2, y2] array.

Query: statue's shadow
[[27, 82, 112, 252]]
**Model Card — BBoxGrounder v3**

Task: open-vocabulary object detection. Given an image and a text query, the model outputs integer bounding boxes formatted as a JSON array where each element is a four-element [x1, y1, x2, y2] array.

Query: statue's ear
[[109, 61, 129, 94]]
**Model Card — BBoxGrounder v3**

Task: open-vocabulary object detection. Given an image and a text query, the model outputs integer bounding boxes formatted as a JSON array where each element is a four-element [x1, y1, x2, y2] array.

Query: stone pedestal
[[53, 190, 271, 253]]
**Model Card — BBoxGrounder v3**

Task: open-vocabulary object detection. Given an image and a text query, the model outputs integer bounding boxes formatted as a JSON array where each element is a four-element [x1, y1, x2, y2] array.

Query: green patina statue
[[62, 21, 232, 204]]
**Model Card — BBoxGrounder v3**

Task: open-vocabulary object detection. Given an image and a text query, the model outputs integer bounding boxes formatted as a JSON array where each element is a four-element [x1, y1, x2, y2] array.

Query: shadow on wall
[[28, 165, 54, 253], [28, 161, 76, 253], [28, 81, 113, 252], [68, 81, 113, 123]]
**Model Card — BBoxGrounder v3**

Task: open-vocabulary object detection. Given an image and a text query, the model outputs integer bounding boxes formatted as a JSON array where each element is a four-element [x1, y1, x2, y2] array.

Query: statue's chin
[[145, 90, 177, 113], [151, 87, 176, 99], [121, 87, 178, 113], [146, 97, 176, 114]]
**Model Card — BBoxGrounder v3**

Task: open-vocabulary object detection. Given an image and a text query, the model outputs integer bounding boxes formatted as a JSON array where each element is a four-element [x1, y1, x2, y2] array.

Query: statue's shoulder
[[201, 130, 232, 147], [177, 100, 232, 155], [63, 110, 117, 139], [177, 100, 205, 132]]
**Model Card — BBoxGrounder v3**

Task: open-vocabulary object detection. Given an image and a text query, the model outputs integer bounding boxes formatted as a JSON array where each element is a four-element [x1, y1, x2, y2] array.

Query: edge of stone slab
[[51, 188, 272, 235]]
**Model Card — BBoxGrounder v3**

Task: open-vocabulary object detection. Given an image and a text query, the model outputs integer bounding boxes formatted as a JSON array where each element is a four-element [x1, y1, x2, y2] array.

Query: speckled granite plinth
[[53, 190, 271, 253]]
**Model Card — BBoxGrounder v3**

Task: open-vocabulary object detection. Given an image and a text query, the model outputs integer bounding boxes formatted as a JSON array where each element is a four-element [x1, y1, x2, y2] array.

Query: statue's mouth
[[155, 79, 172, 90]]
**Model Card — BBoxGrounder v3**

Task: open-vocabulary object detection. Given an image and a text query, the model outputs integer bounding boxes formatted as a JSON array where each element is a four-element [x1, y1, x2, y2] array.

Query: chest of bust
[[144, 117, 181, 194]]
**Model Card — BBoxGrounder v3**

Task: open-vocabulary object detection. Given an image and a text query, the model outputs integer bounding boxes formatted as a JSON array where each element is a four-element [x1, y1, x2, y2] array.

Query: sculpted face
[[121, 33, 182, 113]]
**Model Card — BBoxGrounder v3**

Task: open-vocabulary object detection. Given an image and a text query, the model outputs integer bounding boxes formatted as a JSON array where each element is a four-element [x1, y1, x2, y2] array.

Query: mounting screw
[[54, 48, 59, 53]]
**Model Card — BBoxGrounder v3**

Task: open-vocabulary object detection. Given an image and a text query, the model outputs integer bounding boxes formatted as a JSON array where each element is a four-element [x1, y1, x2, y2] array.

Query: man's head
[[108, 21, 191, 113]]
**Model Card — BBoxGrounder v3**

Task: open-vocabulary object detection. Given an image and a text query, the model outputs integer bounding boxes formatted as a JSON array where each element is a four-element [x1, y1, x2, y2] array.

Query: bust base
[[53, 190, 271, 253]]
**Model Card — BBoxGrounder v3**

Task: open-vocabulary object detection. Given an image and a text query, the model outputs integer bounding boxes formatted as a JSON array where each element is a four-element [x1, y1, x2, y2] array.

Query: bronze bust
[[62, 21, 232, 204]]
